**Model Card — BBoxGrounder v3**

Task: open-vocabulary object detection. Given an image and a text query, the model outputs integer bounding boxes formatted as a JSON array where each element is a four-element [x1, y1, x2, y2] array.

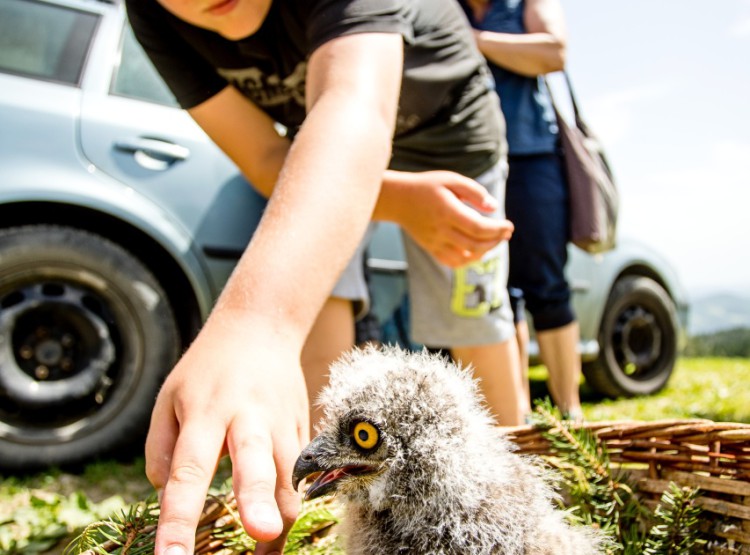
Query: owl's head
[[292, 346, 503, 504]]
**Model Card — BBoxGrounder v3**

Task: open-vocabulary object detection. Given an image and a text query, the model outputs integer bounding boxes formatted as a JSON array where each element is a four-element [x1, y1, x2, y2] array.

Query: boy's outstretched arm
[[145, 31, 403, 555]]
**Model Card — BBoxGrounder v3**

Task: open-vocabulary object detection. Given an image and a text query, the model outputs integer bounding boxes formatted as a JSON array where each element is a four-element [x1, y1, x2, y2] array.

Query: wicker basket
[[505, 419, 750, 553]]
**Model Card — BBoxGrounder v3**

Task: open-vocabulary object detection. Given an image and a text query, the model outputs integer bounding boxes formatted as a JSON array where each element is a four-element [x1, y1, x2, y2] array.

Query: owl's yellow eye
[[353, 421, 379, 450]]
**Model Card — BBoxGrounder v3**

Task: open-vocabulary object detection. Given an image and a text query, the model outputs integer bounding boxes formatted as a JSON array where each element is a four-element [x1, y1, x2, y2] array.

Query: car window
[[0, 0, 98, 85], [111, 25, 178, 107]]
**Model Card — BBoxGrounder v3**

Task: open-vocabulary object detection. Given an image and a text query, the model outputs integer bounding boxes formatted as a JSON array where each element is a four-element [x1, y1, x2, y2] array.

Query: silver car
[[0, 0, 688, 469]]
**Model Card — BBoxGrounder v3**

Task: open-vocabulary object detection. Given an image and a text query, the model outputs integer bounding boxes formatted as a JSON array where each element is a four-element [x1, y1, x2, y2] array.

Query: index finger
[[154, 420, 226, 555]]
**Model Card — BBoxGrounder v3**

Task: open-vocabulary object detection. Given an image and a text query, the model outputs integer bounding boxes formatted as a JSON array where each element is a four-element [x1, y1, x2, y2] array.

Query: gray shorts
[[333, 161, 515, 347], [331, 224, 374, 319], [404, 161, 515, 347]]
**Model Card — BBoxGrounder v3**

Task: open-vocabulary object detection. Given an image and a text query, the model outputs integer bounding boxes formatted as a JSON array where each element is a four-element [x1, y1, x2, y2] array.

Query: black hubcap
[[0, 281, 117, 429], [612, 305, 662, 378]]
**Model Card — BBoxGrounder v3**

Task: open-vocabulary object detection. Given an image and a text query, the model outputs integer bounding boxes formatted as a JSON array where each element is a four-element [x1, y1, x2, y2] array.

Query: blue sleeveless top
[[462, 0, 558, 155]]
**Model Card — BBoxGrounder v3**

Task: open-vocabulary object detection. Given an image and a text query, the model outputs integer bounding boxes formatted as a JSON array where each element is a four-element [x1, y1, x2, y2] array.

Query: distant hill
[[688, 292, 750, 336], [684, 327, 750, 358]]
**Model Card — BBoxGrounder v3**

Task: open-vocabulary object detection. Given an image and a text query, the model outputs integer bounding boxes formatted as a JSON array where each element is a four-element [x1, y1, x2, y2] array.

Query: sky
[[554, 1, 750, 299]]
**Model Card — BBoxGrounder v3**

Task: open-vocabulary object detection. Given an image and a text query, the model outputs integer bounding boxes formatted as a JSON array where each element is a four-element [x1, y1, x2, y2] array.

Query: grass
[[2, 356, 749, 554], [571, 357, 749, 423], [0, 460, 152, 555], [580, 357, 750, 423]]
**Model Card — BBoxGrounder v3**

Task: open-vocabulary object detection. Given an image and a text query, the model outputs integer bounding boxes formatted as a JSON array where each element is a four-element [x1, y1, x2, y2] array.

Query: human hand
[[391, 170, 514, 267], [145, 315, 309, 555]]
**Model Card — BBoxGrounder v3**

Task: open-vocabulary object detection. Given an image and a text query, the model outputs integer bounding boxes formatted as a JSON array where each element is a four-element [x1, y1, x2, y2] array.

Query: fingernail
[[164, 545, 187, 555], [251, 502, 280, 527]]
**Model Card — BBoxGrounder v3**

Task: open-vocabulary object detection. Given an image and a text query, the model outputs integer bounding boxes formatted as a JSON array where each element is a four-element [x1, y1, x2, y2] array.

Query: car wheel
[[0, 225, 179, 469], [582, 276, 679, 398]]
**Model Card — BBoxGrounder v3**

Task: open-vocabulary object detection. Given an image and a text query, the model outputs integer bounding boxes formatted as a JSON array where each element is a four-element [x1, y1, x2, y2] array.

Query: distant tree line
[[684, 327, 750, 358]]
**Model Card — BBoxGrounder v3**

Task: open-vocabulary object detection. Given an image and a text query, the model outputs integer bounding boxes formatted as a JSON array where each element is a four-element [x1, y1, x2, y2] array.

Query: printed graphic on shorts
[[450, 257, 504, 317]]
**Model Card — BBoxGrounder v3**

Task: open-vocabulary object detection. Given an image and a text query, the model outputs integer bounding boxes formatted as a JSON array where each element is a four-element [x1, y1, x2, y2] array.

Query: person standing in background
[[460, 0, 584, 421]]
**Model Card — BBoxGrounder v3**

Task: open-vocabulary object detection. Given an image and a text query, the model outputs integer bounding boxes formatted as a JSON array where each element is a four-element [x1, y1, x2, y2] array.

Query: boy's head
[[156, 0, 272, 39]]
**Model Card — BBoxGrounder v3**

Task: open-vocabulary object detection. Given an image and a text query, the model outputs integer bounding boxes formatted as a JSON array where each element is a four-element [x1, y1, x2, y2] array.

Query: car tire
[[582, 276, 679, 398], [0, 225, 179, 469]]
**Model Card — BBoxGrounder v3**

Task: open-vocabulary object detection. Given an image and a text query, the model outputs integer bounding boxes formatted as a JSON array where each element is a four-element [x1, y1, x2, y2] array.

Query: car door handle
[[114, 137, 190, 171]]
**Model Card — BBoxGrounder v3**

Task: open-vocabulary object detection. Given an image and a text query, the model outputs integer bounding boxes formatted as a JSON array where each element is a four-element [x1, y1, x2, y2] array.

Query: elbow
[[539, 41, 566, 74]]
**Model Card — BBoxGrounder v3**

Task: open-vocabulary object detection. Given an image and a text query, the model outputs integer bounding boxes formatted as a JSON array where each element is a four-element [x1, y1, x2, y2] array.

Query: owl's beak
[[292, 436, 340, 500], [292, 435, 378, 501], [292, 438, 323, 490]]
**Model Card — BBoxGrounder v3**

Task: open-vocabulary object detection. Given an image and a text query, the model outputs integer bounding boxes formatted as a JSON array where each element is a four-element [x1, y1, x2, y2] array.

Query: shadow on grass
[[528, 374, 606, 408]]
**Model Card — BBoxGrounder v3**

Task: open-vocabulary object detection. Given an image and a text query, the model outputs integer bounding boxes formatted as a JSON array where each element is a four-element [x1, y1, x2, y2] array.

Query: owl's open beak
[[292, 436, 376, 501], [292, 435, 335, 500], [293, 443, 323, 493], [292, 436, 347, 500]]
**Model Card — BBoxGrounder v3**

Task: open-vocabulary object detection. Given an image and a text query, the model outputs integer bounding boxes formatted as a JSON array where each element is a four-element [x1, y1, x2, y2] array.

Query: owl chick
[[292, 346, 603, 555]]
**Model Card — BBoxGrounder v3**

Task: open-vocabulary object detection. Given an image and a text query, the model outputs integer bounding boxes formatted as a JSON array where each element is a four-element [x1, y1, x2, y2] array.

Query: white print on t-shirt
[[218, 62, 307, 108], [218, 60, 422, 137]]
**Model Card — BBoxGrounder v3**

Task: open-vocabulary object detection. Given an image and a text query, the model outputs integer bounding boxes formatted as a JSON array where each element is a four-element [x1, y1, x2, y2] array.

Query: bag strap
[[544, 71, 591, 135], [544, 71, 615, 179], [561, 71, 586, 129]]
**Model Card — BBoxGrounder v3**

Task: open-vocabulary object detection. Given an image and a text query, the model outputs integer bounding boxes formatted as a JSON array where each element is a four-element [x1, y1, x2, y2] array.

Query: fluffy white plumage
[[292, 346, 604, 554]]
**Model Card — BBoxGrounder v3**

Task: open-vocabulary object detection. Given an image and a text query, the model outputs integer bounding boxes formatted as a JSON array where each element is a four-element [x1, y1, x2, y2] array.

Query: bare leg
[[537, 321, 583, 419], [302, 297, 355, 433], [451, 339, 530, 426], [515, 320, 531, 407]]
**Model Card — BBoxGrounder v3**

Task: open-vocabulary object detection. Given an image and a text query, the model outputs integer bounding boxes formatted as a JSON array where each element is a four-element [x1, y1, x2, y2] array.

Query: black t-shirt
[[126, 0, 505, 177]]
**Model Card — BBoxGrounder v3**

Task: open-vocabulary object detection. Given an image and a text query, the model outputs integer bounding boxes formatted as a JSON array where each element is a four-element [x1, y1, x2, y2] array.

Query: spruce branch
[[643, 483, 705, 555], [62, 481, 342, 554], [530, 399, 650, 552]]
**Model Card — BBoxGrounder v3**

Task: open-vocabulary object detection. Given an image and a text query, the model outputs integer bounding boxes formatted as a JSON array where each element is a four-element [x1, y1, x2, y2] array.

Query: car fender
[[0, 166, 217, 318], [569, 237, 688, 354]]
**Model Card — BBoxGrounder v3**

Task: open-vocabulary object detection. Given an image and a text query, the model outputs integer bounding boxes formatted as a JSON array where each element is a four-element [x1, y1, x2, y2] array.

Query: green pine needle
[[643, 483, 706, 555], [62, 482, 343, 554], [530, 399, 706, 554]]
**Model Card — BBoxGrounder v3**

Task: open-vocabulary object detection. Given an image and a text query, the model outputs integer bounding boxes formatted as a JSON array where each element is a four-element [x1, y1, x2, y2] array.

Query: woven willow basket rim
[[505, 418, 750, 551], [505, 419, 750, 470]]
